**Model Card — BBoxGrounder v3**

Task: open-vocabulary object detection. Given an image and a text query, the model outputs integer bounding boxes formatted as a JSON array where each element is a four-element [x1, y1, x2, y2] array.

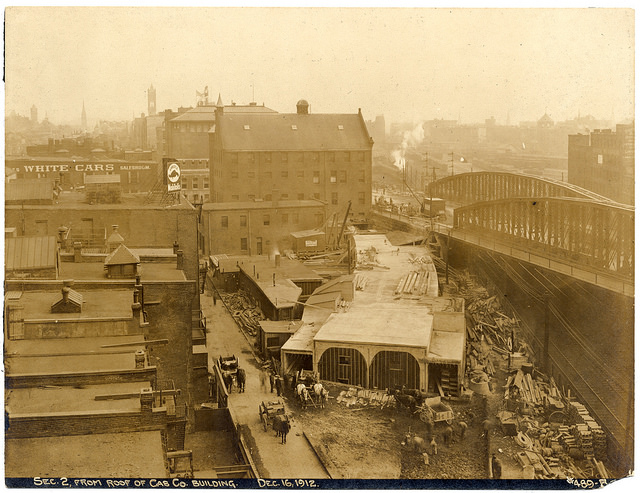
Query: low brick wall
[[6, 408, 167, 439], [6, 366, 157, 389]]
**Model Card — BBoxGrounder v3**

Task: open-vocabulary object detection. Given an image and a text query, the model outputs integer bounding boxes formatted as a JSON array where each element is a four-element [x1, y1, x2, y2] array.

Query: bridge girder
[[453, 197, 634, 279], [428, 171, 613, 204]]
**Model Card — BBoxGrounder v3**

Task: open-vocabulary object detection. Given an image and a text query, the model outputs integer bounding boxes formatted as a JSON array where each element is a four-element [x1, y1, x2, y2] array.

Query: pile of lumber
[[353, 274, 369, 291], [394, 269, 429, 296], [221, 290, 263, 337]]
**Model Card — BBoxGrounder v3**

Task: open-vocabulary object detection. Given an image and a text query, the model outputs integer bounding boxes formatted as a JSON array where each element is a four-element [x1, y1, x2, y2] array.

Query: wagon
[[296, 369, 319, 388], [419, 396, 454, 424], [259, 399, 287, 431]]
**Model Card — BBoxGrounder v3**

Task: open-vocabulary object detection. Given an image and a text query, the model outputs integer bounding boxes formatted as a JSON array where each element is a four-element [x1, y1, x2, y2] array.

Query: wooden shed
[[5, 236, 59, 279]]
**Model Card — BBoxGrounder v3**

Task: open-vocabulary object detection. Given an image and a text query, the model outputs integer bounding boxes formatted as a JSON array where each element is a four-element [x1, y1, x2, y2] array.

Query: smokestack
[[173, 241, 179, 254], [275, 254, 281, 268]]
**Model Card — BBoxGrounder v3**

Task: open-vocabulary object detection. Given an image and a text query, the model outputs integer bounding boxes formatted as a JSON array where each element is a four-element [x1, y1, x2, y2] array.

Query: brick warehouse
[[208, 99, 373, 220]]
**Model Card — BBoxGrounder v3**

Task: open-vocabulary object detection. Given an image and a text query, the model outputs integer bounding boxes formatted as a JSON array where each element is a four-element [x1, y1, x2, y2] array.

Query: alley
[[202, 290, 329, 479]]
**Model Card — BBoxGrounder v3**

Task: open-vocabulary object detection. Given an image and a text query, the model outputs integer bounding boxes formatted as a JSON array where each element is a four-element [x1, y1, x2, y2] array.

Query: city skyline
[[4, 7, 634, 128]]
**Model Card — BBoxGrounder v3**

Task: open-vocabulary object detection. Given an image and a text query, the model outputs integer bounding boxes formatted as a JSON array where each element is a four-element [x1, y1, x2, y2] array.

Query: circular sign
[[167, 162, 181, 183]]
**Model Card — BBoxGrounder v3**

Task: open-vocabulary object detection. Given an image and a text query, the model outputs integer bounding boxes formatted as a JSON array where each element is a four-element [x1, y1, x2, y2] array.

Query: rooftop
[[6, 382, 150, 415], [14, 289, 134, 320], [217, 112, 371, 151], [5, 236, 58, 272], [60, 260, 187, 281], [171, 103, 277, 122], [5, 431, 167, 478], [5, 179, 54, 203], [203, 198, 325, 211]]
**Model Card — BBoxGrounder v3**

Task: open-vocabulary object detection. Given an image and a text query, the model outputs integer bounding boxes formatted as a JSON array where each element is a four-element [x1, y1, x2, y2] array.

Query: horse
[[390, 389, 417, 415], [236, 368, 246, 393], [296, 384, 310, 409], [402, 432, 428, 453], [223, 373, 234, 393], [401, 387, 426, 406], [272, 414, 291, 444], [312, 383, 329, 409]]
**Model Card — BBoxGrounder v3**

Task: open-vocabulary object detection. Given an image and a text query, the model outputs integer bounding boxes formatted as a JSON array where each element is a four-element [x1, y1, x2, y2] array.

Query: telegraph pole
[[449, 152, 455, 176]]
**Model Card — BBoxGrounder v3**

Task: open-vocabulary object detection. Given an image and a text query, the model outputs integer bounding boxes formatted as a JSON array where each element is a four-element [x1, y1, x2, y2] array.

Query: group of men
[[259, 370, 284, 396]]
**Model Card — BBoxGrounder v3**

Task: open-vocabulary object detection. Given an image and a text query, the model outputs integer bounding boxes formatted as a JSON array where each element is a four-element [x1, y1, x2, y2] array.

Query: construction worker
[[429, 436, 438, 455], [458, 420, 468, 439], [443, 425, 454, 446], [275, 375, 284, 397], [269, 372, 276, 393], [491, 454, 503, 479]]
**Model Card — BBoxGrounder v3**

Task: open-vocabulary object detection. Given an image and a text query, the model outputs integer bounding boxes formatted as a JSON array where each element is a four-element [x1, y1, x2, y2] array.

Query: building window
[[267, 336, 280, 347], [192, 178, 199, 189], [344, 152, 351, 162], [298, 193, 305, 200], [330, 170, 337, 183], [240, 215, 247, 227], [338, 355, 350, 365], [232, 194, 239, 200], [332, 192, 338, 205], [265, 194, 272, 201], [230, 153, 238, 164], [240, 238, 248, 251], [203, 178, 209, 189], [221, 216, 228, 228], [292, 213, 299, 224], [358, 192, 365, 205], [597, 154, 603, 164], [231, 171, 238, 179], [296, 170, 304, 179], [339, 170, 347, 183], [281, 193, 288, 199], [249, 194, 256, 200], [264, 152, 272, 164], [327, 152, 335, 162], [193, 194, 199, 203], [281, 170, 288, 178], [282, 214, 288, 224], [359, 170, 365, 182], [313, 171, 320, 184], [282, 153, 288, 163], [248, 171, 256, 178], [313, 192, 321, 200], [315, 213, 323, 225], [263, 214, 270, 226], [204, 194, 209, 201]]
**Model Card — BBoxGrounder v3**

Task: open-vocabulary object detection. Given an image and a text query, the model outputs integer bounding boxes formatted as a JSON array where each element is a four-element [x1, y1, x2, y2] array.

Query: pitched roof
[[5, 236, 58, 271], [217, 112, 371, 150], [104, 244, 140, 266], [5, 179, 54, 203]]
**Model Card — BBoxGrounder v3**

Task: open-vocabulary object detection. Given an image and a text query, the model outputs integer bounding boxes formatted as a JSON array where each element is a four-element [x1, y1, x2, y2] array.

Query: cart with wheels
[[258, 400, 287, 431]]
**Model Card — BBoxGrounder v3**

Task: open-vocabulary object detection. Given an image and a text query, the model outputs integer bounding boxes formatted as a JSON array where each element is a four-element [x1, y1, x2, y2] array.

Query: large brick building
[[208, 99, 374, 220], [568, 123, 634, 205]]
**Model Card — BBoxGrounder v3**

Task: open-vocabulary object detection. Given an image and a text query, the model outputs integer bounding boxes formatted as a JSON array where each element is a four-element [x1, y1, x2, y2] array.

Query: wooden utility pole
[[543, 291, 551, 374], [449, 152, 455, 176]]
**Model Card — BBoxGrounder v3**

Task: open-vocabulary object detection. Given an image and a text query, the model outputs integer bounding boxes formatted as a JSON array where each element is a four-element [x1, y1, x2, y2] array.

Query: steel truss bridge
[[428, 172, 634, 296]]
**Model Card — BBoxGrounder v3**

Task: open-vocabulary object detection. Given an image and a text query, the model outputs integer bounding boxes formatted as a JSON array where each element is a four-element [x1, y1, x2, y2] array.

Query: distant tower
[[148, 84, 157, 116], [30, 104, 38, 124], [81, 100, 87, 129]]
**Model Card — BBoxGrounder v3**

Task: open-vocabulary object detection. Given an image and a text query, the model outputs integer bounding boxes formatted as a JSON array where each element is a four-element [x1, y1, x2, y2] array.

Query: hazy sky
[[4, 7, 635, 127]]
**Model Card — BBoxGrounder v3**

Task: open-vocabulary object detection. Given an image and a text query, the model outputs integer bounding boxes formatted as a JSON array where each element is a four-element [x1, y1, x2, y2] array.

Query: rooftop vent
[[51, 280, 83, 313], [296, 99, 309, 115]]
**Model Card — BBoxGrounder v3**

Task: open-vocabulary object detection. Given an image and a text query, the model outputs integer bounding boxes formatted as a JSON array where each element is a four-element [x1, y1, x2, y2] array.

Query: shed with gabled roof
[[104, 244, 140, 279], [5, 236, 59, 279]]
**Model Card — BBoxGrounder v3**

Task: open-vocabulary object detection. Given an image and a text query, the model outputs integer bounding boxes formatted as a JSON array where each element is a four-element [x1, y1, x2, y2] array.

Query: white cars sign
[[167, 162, 181, 192]]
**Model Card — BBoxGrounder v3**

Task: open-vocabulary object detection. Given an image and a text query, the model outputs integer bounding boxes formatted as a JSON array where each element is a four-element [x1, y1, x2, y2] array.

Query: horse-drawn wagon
[[218, 355, 238, 389], [259, 400, 287, 431], [295, 369, 319, 388], [418, 396, 454, 424]]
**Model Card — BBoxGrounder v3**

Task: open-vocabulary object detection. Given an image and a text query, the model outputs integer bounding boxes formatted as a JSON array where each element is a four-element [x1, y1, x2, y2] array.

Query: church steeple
[[81, 100, 87, 130], [216, 93, 223, 107]]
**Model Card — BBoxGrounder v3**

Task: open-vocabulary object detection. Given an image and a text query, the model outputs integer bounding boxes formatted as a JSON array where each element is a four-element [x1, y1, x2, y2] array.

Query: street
[[202, 290, 330, 479]]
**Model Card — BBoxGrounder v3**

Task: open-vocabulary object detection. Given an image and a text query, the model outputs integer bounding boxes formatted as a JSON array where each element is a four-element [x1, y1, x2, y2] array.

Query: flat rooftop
[[5, 431, 167, 478], [314, 304, 433, 348], [6, 381, 150, 415], [60, 261, 187, 281], [5, 190, 194, 209], [15, 289, 134, 320], [5, 335, 145, 357], [6, 351, 141, 375]]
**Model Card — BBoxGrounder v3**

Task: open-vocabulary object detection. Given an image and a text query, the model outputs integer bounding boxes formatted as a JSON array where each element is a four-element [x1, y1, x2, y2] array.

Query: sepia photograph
[[3, 4, 635, 489]]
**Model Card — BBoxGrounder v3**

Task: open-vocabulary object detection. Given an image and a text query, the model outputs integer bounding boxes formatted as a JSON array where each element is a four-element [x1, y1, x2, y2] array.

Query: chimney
[[177, 250, 184, 270], [135, 350, 146, 369], [57, 226, 68, 249], [73, 241, 83, 262], [275, 254, 281, 268], [61, 287, 70, 302], [273, 273, 276, 287], [140, 387, 154, 413], [173, 241, 179, 254]]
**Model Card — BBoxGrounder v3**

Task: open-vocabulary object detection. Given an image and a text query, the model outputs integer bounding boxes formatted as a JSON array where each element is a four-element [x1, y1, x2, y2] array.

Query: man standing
[[269, 372, 276, 393], [429, 436, 438, 455]]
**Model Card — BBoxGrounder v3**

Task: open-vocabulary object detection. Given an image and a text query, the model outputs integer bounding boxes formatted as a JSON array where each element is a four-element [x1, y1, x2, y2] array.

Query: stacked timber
[[220, 290, 263, 337], [394, 269, 429, 296], [354, 274, 369, 291]]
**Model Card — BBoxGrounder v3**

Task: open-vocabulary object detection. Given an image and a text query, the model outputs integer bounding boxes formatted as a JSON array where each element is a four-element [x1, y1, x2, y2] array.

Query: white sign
[[167, 162, 181, 192], [305, 240, 318, 247]]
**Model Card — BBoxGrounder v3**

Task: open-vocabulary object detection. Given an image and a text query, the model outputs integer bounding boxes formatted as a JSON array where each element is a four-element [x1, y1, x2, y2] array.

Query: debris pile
[[335, 387, 395, 409], [353, 274, 369, 291], [220, 289, 263, 337]]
